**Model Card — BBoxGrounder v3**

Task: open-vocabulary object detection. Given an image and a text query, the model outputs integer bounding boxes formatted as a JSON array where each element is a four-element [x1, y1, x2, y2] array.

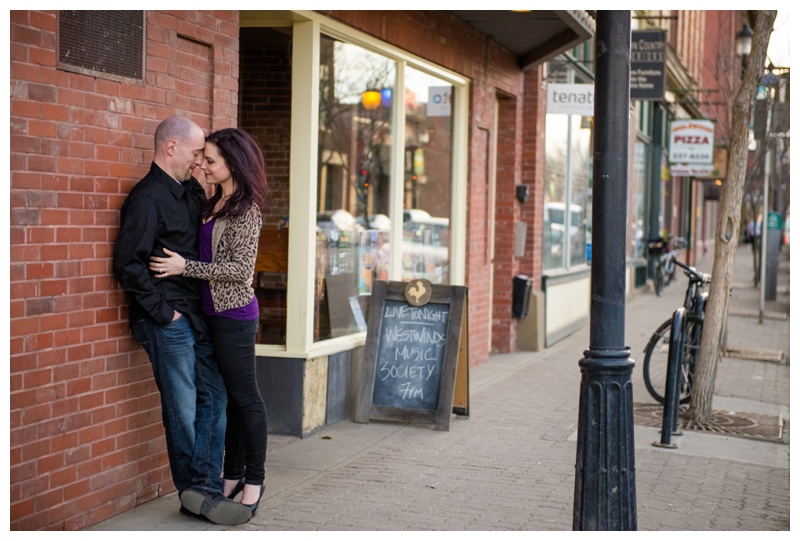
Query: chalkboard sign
[[356, 279, 467, 430]]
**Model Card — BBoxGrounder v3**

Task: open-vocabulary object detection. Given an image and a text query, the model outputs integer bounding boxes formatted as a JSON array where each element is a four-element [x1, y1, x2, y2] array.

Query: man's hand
[[172, 310, 183, 321]]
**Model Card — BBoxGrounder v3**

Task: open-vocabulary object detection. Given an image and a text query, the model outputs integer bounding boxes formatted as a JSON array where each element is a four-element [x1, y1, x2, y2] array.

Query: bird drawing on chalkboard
[[407, 280, 427, 304]]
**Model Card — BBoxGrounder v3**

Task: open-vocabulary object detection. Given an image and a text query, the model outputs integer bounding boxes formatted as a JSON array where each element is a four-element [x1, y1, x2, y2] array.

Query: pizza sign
[[669, 119, 715, 164]]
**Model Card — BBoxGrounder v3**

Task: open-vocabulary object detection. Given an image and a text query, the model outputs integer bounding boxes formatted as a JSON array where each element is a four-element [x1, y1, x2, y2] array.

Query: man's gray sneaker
[[180, 488, 252, 525]]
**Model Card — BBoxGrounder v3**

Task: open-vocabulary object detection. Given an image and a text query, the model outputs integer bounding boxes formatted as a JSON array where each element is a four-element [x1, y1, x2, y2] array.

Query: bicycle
[[647, 236, 685, 296], [642, 256, 711, 404]]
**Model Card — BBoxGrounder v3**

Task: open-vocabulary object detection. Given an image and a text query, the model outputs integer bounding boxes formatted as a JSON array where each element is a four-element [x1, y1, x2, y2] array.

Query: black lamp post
[[358, 89, 382, 222], [572, 11, 637, 531]]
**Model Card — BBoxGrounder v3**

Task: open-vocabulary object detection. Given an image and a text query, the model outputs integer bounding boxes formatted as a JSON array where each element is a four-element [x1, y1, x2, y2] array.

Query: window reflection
[[543, 101, 592, 270], [402, 67, 453, 284], [315, 36, 395, 341], [631, 140, 647, 260], [569, 115, 592, 267], [314, 37, 455, 342]]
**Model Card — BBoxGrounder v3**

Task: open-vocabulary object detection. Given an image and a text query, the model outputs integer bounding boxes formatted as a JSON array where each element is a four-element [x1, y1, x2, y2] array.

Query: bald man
[[114, 115, 250, 525]]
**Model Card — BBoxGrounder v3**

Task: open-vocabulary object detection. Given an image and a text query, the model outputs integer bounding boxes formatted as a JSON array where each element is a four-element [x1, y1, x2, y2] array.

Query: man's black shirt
[[114, 162, 207, 333]]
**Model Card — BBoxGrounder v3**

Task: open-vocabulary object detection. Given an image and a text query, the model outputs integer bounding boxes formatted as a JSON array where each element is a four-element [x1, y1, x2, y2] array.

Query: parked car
[[316, 209, 364, 235], [317, 208, 450, 282], [355, 213, 391, 231], [401, 209, 450, 282], [545, 202, 586, 262]]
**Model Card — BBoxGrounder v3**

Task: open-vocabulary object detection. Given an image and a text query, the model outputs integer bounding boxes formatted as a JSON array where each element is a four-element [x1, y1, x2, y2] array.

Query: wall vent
[[58, 10, 145, 82]]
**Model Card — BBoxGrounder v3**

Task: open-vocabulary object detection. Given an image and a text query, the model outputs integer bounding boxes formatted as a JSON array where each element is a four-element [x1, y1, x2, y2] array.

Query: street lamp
[[572, 11, 637, 531], [735, 23, 754, 74], [361, 89, 382, 111], [761, 62, 779, 87], [359, 89, 382, 222]]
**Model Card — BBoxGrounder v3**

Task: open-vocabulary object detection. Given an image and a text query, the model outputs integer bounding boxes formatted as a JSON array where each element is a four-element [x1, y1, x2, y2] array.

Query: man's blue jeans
[[132, 314, 226, 495]]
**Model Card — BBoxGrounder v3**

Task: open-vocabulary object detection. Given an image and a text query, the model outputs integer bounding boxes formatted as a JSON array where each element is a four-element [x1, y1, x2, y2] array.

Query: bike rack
[[653, 307, 686, 449]]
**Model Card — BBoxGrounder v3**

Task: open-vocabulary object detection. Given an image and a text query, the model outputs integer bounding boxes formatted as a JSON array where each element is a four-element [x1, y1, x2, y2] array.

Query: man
[[113, 115, 251, 525]]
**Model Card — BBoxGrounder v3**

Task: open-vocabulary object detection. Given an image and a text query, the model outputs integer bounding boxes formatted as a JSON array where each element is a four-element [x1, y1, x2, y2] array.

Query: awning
[[450, 10, 595, 70]]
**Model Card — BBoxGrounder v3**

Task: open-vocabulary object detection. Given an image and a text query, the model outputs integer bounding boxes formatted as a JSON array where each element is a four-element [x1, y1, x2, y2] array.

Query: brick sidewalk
[[89, 244, 790, 531]]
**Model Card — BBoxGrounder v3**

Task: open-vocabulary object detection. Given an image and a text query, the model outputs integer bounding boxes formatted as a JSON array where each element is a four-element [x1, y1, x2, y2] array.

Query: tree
[[687, 11, 777, 421]]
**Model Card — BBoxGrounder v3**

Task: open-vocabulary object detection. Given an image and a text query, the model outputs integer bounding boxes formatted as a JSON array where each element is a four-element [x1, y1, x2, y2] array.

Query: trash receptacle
[[512, 275, 532, 319]]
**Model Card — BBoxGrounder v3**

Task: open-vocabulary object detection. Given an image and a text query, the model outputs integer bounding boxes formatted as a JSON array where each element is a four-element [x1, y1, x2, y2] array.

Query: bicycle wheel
[[642, 318, 696, 404], [654, 264, 665, 296]]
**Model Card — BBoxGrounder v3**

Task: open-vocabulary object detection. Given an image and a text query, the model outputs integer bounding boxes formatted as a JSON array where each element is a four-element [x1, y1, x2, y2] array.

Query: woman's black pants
[[207, 316, 267, 486]]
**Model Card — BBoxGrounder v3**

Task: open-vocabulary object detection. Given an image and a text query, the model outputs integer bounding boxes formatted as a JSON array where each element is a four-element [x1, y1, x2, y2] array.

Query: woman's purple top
[[199, 218, 259, 320]]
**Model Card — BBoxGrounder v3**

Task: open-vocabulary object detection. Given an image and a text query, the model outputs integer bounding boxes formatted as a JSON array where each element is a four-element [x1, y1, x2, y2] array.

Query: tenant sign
[[669, 119, 715, 164], [546, 83, 594, 117], [631, 30, 666, 100]]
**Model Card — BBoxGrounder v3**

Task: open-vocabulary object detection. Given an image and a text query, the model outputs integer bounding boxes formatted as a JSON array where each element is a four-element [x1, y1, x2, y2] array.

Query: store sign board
[[767, 212, 782, 230], [355, 280, 469, 430], [669, 119, 715, 163], [669, 164, 716, 177], [546, 83, 594, 116], [631, 30, 667, 100]]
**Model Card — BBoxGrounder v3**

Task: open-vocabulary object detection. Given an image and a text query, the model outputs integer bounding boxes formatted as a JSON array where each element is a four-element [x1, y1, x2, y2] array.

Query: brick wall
[[9, 10, 240, 530], [489, 96, 523, 352], [520, 69, 547, 285], [700, 11, 737, 146]]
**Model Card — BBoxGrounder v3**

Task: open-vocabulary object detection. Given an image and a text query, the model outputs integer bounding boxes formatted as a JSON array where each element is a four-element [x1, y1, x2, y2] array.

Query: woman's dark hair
[[203, 128, 267, 220]]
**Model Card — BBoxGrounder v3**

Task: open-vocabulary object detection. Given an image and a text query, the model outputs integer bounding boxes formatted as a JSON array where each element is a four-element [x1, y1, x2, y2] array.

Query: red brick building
[[11, 8, 748, 531], [10, 10, 597, 529], [9, 10, 242, 530]]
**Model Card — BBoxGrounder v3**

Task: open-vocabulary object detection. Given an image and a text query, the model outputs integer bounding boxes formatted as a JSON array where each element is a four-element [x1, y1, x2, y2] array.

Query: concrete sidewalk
[[89, 244, 790, 531]]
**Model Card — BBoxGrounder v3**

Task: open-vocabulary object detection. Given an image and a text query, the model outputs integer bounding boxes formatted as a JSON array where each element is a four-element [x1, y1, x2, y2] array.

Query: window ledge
[[255, 331, 367, 359], [542, 264, 591, 279]]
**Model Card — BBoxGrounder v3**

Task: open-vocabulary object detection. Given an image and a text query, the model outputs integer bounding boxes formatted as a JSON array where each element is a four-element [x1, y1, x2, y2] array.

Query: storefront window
[[245, 26, 292, 346], [313, 35, 457, 342], [402, 67, 453, 284], [315, 36, 395, 341], [544, 113, 567, 270], [543, 114, 592, 270], [241, 17, 467, 354], [630, 140, 648, 259], [543, 60, 593, 272], [569, 115, 592, 267]]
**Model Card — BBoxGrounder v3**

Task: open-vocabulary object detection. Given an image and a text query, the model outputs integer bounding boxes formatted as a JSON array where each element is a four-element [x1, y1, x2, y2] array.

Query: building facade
[[10, 9, 595, 529], [10, 9, 744, 530], [632, 10, 747, 272]]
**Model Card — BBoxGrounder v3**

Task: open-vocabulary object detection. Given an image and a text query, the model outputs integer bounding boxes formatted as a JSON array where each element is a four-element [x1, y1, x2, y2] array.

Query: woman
[[150, 128, 268, 518]]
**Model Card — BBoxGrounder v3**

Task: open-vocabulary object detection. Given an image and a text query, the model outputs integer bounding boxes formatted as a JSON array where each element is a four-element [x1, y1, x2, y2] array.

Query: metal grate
[[633, 402, 785, 443], [58, 11, 144, 81]]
